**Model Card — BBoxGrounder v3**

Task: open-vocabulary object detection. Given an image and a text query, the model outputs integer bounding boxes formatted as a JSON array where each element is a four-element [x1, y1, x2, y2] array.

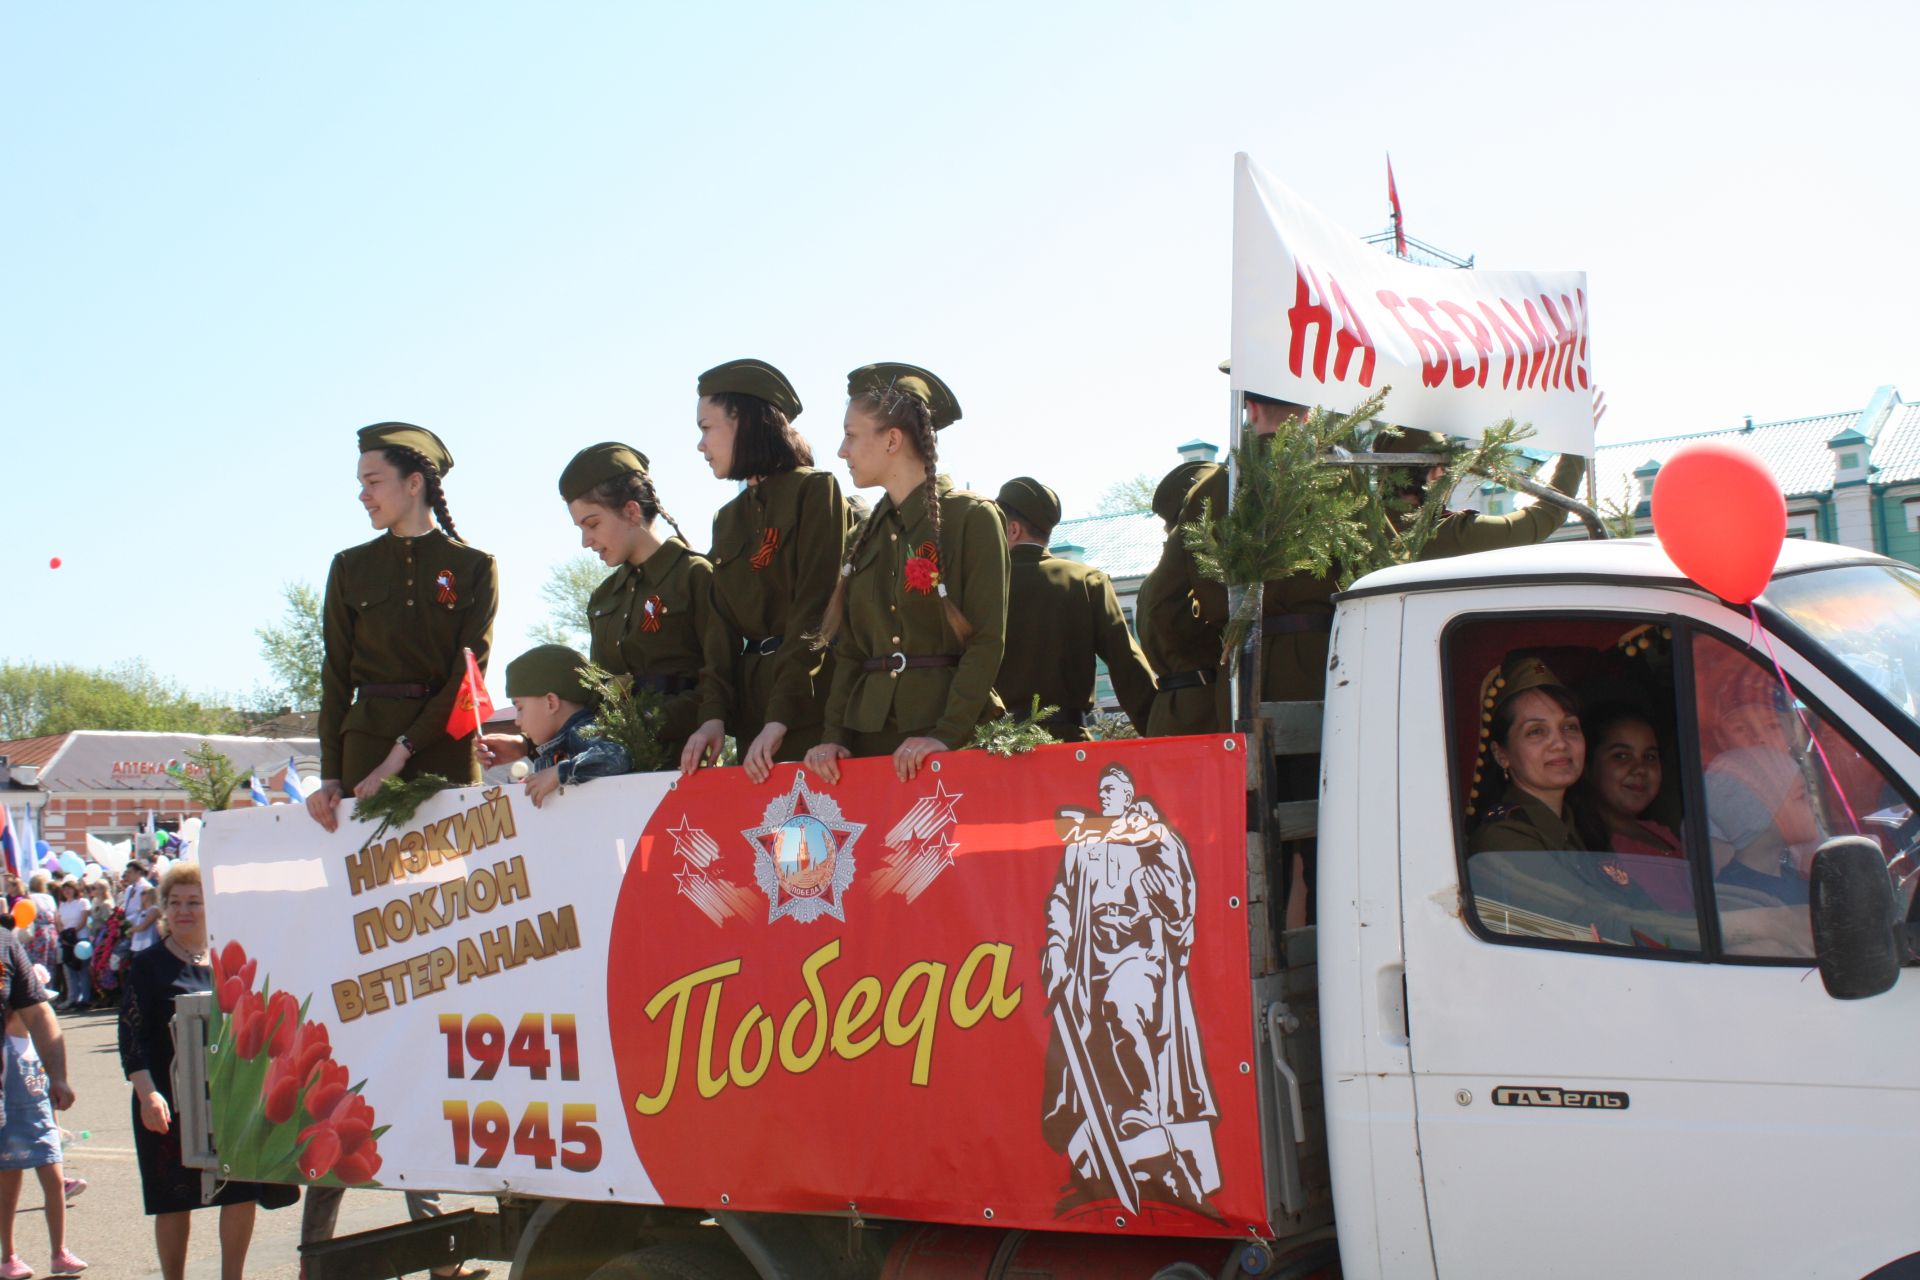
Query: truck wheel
[[583, 1243, 759, 1280]]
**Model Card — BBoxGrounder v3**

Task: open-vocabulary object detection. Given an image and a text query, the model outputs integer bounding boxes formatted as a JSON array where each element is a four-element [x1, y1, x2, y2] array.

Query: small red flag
[[1387, 155, 1406, 258], [447, 648, 495, 739]]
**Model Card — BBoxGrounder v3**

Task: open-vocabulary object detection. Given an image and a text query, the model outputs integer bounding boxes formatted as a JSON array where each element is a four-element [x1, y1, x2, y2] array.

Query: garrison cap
[[506, 644, 594, 706], [1152, 460, 1212, 527], [847, 362, 962, 430], [559, 442, 650, 503], [358, 422, 453, 475], [995, 477, 1061, 534], [1482, 653, 1573, 725], [1372, 427, 1452, 455], [698, 358, 803, 419]]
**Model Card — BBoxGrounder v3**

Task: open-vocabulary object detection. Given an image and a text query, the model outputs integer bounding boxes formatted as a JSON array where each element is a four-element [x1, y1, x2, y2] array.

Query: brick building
[[0, 731, 319, 858]]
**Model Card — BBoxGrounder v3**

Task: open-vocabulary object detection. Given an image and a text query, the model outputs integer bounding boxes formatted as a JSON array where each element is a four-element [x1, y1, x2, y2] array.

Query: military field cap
[[506, 644, 594, 706], [995, 477, 1061, 533], [559, 442, 651, 503], [1152, 460, 1212, 527], [1372, 427, 1452, 456], [847, 362, 962, 430], [1468, 652, 1575, 814], [698, 358, 803, 419], [358, 422, 453, 475]]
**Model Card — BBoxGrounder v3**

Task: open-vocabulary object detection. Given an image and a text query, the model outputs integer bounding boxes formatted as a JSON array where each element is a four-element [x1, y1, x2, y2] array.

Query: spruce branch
[[166, 742, 250, 812], [350, 773, 455, 849], [969, 696, 1061, 756], [576, 663, 675, 774]]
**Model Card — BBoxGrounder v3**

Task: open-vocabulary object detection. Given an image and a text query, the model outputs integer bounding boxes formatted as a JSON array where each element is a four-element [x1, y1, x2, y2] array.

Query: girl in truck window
[[804, 364, 1009, 785], [1469, 655, 1588, 855], [1573, 707, 1693, 914]]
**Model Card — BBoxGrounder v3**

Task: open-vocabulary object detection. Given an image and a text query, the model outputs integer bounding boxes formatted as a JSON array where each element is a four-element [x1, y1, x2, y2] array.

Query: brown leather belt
[[355, 681, 441, 700], [1263, 613, 1333, 634], [629, 674, 696, 695], [862, 653, 961, 675], [1156, 669, 1218, 692]]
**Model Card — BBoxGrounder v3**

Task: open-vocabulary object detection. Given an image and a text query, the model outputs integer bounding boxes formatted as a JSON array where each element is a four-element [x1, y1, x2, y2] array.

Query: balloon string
[[1746, 603, 1861, 835]]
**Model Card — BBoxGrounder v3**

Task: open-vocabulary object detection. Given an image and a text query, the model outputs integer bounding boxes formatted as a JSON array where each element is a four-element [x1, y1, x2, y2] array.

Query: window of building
[[1838, 451, 1861, 471], [1447, 614, 1914, 962]]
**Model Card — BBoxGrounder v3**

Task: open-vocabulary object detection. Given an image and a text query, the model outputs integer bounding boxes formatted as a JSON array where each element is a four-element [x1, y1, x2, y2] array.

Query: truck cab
[[1318, 535, 1920, 1279]]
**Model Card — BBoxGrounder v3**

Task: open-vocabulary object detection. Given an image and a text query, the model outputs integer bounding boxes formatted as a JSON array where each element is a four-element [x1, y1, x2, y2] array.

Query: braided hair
[[584, 469, 687, 545], [382, 446, 460, 542], [811, 387, 972, 647]]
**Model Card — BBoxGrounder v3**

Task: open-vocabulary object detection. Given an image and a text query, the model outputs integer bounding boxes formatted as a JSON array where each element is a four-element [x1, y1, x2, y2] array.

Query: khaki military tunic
[[1467, 784, 1588, 855], [1139, 466, 1230, 736], [823, 478, 1009, 753], [1420, 455, 1587, 559], [997, 544, 1156, 740], [696, 468, 850, 760], [587, 538, 733, 758], [319, 529, 497, 788]]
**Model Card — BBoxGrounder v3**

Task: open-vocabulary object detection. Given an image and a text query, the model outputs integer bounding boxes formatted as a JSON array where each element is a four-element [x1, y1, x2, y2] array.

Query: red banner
[[607, 735, 1265, 1236]]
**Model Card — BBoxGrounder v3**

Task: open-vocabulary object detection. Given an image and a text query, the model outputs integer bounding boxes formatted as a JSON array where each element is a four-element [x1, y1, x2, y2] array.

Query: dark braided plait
[[382, 446, 460, 541], [585, 470, 687, 545], [811, 386, 971, 648]]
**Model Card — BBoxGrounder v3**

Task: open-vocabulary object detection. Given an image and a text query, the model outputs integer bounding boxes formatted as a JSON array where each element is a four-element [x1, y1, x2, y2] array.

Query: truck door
[[1395, 590, 1920, 1280]]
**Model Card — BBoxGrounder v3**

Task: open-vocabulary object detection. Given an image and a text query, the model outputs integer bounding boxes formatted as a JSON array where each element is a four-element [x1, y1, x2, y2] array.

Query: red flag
[[446, 648, 495, 739], [1387, 155, 1406, 258]]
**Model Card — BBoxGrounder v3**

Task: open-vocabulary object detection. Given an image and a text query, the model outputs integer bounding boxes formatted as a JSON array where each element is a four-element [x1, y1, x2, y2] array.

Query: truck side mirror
[[1809, 836, 1902, 1000]]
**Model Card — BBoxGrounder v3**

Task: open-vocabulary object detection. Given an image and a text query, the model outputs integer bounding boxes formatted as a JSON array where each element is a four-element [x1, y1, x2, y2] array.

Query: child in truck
[[507, 644, 632, 807]]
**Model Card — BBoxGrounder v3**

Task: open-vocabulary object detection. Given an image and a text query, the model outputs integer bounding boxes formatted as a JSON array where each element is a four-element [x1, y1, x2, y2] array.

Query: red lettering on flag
[[1287, 263, 1376, 388]]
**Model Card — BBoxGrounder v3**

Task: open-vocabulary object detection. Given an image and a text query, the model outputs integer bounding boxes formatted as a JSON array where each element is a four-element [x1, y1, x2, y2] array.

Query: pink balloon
[[47, 558, 60, 570], [1651, 443, 1785, 605]]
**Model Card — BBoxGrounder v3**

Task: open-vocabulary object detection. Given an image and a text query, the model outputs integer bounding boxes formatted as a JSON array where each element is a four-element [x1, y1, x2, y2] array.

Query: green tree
[[255, 580, 324, 711], [1095, 472, 1157, 516], [529, 555, 603, 651], [0, 661, 243, 739]]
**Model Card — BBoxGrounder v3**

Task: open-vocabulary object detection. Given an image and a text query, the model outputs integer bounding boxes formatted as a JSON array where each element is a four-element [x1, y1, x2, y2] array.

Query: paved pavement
[[44, 1004, 494, 1280]]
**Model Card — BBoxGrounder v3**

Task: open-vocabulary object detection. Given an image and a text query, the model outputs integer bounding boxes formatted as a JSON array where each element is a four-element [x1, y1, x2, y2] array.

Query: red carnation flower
[[210, 940, 256, 1014], [903, 552, 940, 595]]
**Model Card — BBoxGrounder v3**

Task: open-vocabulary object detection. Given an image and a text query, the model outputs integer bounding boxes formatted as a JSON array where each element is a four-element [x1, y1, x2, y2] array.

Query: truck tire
[[583, 1243, 759, 1280]]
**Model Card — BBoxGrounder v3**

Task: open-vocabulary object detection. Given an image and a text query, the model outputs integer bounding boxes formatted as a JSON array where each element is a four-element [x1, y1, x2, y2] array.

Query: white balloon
[[509, 760, 531, 781]]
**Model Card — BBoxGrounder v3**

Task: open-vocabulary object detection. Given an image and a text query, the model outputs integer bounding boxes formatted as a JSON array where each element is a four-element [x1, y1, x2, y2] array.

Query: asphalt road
[[47, 1004, 494, 1280]]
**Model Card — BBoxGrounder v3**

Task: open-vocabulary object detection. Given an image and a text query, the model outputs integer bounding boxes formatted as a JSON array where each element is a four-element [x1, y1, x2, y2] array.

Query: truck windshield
[[1769, 563, 1920, 726]]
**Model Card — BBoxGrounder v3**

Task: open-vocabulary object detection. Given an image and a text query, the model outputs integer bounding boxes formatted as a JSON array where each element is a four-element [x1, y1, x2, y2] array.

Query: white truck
[[185, 533, 1920, 1280]]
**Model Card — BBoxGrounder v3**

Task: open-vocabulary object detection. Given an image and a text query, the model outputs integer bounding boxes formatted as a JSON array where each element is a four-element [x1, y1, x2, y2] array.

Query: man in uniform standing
[[1137, 461, 1228, 737], [993, 477, 1156, 740]]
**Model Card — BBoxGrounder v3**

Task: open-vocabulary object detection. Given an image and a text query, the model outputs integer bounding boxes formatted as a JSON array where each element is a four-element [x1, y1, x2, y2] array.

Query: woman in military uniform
[[1468, 654, 1589, 854], [803, 363, 1009, 784], [556, 444, 732, 765], [677, 360, 851, 783], [307, 423, 497, 834]]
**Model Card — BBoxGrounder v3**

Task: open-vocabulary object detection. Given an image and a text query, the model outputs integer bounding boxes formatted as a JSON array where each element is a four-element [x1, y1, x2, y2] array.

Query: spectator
[[121, 864, 159, 957], [0, 966, 85, 1278], [21, 877, 57, 976], [53, 885, 90, 1012], [120, 862, 293, 1280]]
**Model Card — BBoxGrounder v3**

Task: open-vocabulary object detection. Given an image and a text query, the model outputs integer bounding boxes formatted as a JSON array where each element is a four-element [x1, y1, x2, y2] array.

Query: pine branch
[[350, 773, 454, 850], [576, 663, 675, 774], [969, 696, 1060, 756]]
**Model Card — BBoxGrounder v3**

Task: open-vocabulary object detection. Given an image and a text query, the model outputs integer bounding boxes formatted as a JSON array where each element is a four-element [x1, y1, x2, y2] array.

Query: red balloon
[[1651, 442, 1785, 605], [47, 557, 60, 570]]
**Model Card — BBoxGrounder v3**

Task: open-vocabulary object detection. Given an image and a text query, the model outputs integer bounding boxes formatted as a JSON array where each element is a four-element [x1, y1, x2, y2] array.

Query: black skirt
[[130, 1088, 299, 1217]]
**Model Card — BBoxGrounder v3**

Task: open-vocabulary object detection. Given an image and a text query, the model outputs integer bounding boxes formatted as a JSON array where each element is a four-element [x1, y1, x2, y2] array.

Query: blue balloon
[[33, 841, 48, 857], [73, 940, 93, 961]]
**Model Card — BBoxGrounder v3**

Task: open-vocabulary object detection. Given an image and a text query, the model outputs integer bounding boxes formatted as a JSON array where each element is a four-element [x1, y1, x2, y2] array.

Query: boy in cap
[[507, 644, 632, 808]]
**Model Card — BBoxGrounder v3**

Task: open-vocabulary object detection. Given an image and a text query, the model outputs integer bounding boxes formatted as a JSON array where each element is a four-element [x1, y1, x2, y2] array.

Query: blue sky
[[5, 0, 1916, 703]]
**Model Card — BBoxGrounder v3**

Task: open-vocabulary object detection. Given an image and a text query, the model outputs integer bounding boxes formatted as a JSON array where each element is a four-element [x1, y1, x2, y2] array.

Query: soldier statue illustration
[[1043, 764, 1220, 1216]]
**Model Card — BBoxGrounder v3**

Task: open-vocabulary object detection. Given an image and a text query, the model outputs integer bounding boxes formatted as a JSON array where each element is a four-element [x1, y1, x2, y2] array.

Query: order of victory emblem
[[742, 772, 865, 924]]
